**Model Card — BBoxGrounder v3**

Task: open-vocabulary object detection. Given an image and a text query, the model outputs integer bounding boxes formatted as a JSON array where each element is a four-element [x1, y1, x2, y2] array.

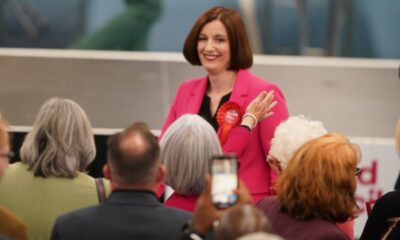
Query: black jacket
[[51, 190, 192, 240], [360, 190, 400, 240]]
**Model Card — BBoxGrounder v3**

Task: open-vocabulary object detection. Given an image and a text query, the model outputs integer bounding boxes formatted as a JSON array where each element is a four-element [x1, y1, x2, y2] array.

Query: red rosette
[[216, 101, 243, 146]]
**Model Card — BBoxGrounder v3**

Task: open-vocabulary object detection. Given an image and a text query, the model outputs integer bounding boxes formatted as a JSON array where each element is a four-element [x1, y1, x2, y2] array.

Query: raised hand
[[242, 91, 277, 129]]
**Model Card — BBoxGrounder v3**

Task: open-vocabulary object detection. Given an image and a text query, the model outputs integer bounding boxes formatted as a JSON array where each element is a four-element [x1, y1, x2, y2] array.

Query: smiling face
[[197, 20, 231, 75]]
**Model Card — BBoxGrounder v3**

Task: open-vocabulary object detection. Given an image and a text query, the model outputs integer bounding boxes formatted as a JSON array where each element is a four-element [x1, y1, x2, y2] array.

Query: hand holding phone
[[211, 154, 238, 209], [190, 173, 252, 236]]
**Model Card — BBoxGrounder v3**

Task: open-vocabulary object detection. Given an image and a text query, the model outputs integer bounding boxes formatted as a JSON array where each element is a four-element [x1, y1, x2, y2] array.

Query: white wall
[[1, 49, 398, 137]]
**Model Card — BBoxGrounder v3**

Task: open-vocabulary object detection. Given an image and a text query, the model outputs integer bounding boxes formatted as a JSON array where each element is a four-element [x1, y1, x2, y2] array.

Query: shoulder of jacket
[[161, 205, 192, 218], [255, 78, 279, 90], [180, 77, 204, 88]]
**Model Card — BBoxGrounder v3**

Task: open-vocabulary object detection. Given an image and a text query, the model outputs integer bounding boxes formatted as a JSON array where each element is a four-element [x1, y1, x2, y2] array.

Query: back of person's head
[[215, 204, 272, 240], [277, 132, 359, 222], [160, 114, 222, 195], [237, 232, 284, 240], [0, 117, 10, 176], [20, 97, 95, 178], [107, 122, 160, 186], [269, 115, 327, 169]]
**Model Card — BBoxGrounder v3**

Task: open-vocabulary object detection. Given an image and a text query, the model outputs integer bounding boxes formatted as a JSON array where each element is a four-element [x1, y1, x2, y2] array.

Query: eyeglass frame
[[355, 167, 361, 176]]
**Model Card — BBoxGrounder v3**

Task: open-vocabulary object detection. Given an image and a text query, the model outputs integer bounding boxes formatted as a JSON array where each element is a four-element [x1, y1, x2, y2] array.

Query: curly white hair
[[268, 115, 327, 169]]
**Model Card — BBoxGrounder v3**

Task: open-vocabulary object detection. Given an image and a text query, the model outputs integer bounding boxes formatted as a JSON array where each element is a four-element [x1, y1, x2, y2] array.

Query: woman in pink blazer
[[161, 6, 288, 203]]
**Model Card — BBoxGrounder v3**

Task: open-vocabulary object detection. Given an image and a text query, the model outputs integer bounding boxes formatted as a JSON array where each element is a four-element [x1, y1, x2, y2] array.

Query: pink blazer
[[161, 69, 289, 202], [164, 193, 198, 212]]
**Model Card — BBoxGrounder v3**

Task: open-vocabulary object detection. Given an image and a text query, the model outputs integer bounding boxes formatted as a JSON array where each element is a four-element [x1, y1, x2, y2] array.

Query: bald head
[[120, 132, 148, 157], [107, 123, 160, 186]]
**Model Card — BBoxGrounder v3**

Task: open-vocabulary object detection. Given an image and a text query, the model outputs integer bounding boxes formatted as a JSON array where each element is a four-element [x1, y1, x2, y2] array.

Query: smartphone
[[211, 154, 238, 209]]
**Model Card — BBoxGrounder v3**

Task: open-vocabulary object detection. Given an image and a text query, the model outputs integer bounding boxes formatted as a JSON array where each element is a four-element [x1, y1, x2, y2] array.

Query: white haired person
[[0, 98, 110, 240], [265, 115, 354, 240], [267, 115, 327, 174], [160, 114, 222, 212]]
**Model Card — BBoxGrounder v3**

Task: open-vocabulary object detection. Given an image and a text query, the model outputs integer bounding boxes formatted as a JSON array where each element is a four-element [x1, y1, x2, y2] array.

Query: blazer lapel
[[187, 76, 208, 114], [217, 70, 250, 137], [229, 69, 250, 109]]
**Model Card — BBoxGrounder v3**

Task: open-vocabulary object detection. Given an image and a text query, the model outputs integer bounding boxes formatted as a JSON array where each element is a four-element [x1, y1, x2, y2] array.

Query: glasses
[[355, 167, 361, 176], [0, 151, 15, 159]]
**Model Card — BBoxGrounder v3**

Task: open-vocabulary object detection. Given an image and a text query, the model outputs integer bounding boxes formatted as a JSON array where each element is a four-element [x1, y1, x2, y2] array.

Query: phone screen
[[211, 155, 238, 209]]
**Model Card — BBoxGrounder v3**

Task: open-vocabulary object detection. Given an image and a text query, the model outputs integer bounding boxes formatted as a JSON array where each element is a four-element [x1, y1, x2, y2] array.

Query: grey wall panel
[[0, 55, 165, 129], [251, 64, 400, 138], [0, 49, 398, 137]]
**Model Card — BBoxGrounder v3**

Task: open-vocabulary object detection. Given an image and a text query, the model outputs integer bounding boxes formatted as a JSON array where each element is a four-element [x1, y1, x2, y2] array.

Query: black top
[[395, 171, 400, 190], [198, 92, 231, 132], [360, 190, 400, 240]]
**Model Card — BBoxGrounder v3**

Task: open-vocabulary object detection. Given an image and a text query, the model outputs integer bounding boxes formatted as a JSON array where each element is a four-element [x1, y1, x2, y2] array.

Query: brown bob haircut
[[276, 132, 359, 222], [183, 6, 253, 70]]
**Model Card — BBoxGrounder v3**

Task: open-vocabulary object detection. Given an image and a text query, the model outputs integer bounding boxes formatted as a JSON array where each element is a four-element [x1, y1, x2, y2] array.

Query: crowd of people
[[0, 5, 399, 240]]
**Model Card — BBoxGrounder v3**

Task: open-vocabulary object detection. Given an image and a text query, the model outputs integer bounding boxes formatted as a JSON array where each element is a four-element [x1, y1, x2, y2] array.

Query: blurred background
[[1, 0, 399, 59]]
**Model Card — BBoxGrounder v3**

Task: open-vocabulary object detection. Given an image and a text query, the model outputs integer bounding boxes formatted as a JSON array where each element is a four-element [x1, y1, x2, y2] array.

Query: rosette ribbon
[[216, 101, 243, 146]]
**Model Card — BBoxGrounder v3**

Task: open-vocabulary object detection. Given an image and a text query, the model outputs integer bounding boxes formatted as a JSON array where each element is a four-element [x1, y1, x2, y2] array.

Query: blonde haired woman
[[0, 98, 110, 240]]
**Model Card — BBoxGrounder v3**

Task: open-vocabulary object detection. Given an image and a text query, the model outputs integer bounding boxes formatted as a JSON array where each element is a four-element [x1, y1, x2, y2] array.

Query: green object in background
[[71, 0, 163, 51]]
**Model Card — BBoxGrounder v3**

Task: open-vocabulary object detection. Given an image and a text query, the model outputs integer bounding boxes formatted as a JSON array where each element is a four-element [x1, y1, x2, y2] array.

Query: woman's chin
[[203, 66, 226, 75]]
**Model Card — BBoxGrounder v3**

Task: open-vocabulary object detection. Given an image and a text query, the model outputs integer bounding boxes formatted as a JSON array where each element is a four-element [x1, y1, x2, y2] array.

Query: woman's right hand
[[242, 91, 277, 129]]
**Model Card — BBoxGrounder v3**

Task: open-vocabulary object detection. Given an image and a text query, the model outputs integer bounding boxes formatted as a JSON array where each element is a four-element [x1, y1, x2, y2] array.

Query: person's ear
[[275, 160, 283, 174], [156, 164, 165, 183], [267, 156, 282, 175], [103, 164, 111, 180]]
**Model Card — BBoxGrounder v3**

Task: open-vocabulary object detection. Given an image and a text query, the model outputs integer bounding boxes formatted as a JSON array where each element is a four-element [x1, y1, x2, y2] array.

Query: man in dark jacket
[[51, 122, 191, 240]]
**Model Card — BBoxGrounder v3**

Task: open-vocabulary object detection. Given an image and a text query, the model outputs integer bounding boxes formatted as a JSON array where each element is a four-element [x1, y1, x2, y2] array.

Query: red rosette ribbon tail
[[216, 101, 243, 146]]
